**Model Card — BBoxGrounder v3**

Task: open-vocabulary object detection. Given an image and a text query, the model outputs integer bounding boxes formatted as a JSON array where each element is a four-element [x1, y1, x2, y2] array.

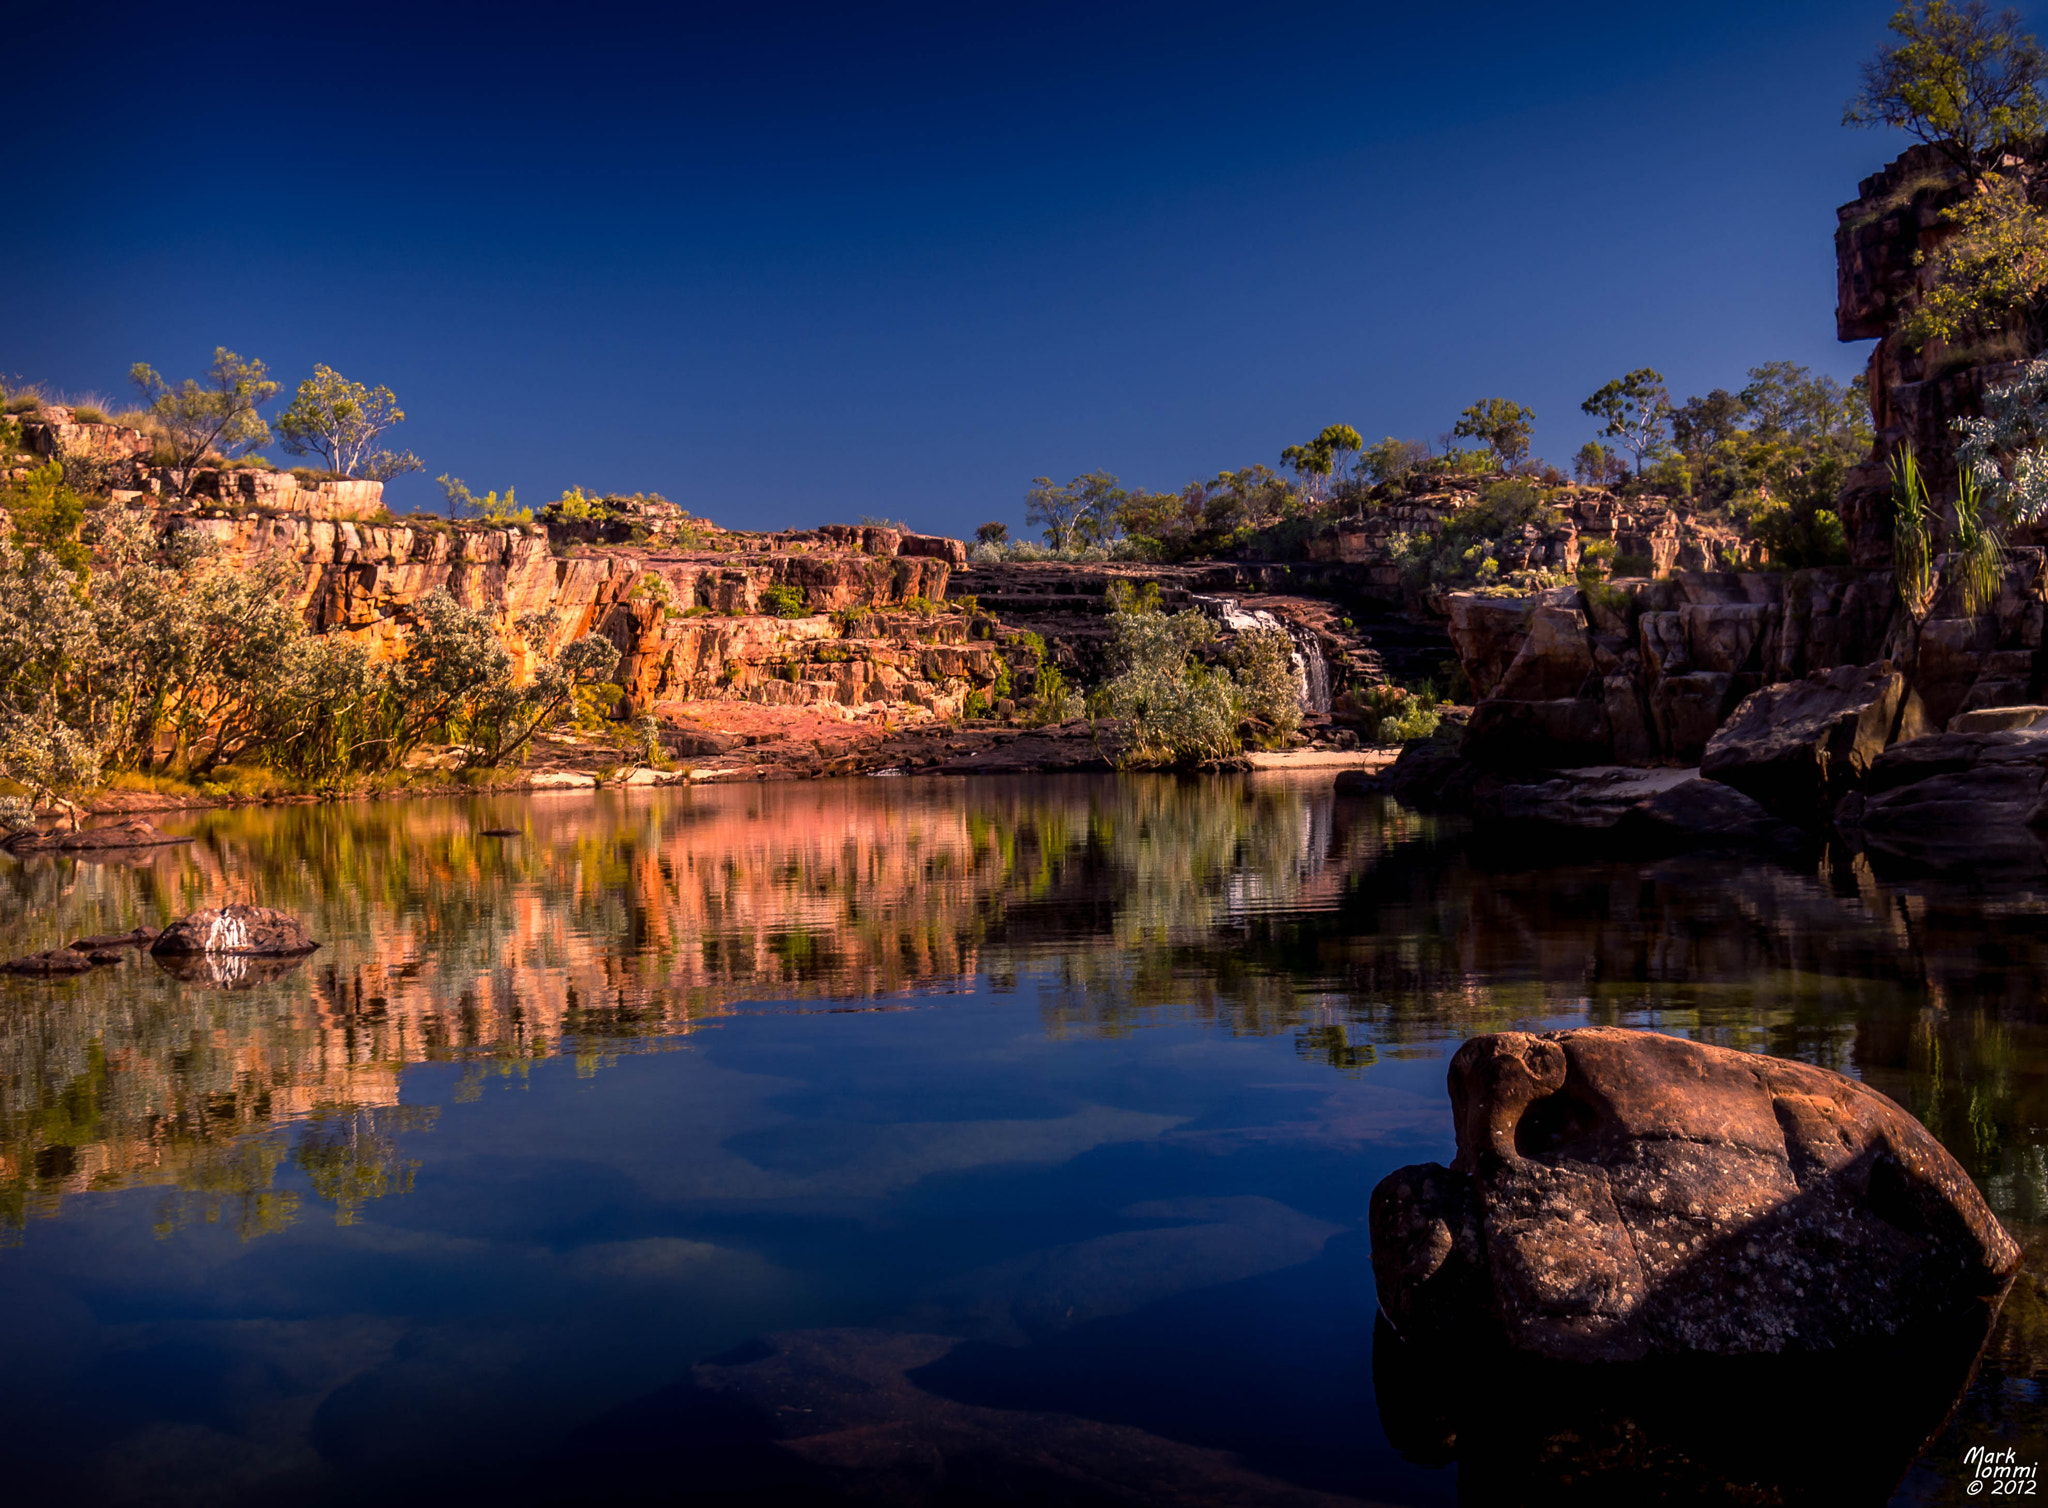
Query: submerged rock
[[150, 904, 319, 957], [67, 926, 158, 952], [1370, 1027, 2018, 1364], [3, 818, 193, 854], [1, 948, 98, 976]]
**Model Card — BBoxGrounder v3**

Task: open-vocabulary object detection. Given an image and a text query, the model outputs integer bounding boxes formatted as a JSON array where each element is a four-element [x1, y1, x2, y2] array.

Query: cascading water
[[1190, 595, 1332, 717]]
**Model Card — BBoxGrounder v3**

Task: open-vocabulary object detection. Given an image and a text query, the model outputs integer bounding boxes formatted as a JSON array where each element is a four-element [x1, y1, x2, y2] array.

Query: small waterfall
[[1190, 595, 1333, 717]]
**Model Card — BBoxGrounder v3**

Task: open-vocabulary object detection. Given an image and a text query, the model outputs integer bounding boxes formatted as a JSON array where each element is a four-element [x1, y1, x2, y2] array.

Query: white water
[[1190, 595, 1333, 716]]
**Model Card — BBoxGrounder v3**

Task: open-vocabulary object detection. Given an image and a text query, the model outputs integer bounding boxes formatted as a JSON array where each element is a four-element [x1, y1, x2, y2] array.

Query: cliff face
[[1834, 144, 2043, 563], [1451, 548, 2048, 768], [180, 510, 1009, 724]]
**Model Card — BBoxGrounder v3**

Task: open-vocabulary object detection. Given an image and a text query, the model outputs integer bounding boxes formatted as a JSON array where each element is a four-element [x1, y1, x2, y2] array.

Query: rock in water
[[1371, 1027, 2018, 1362], [1, 948, 98, 976], [150, 904, 319, 957]]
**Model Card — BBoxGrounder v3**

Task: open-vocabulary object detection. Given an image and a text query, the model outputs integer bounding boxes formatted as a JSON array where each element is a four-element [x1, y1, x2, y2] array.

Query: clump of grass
[[70, 404, 109, 425]]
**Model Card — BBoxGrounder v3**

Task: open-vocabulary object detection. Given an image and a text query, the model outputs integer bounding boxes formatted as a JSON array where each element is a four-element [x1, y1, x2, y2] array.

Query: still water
[[1, 774, 2045, 1505]]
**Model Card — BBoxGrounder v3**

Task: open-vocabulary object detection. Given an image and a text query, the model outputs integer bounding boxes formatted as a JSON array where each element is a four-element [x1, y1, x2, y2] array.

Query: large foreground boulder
[[1370, 1027, 2018, 1364], [1700, 661, 1902, 819], [150, 904, 319, 957]]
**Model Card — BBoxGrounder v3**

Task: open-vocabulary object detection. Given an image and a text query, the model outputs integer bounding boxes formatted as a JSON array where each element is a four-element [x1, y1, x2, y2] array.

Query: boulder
[[1700, 661, 1903, 819], [1370, 1027, 2018, 1364], [1950, 704, 2048, 733], [1851, 729, 2048, 874], [150, 904, 319, 957]]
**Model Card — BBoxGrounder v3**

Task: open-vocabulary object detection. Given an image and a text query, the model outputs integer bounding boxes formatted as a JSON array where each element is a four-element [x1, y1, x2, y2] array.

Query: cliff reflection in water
[[7, 773, 2048, 1260], [0, 776, 1419, 1238]]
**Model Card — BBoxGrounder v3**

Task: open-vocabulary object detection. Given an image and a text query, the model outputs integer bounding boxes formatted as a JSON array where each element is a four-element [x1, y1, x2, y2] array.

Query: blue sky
[[2, 2, 1953, 538]]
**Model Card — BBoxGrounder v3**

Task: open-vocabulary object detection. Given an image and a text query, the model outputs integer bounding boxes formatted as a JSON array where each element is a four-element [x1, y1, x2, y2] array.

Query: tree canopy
[[1581, 369, 1672, 474], [1451, 398, 1536, 467], [277, 366, 424, 481], [129, 349, 277, 494], [1846, 0, 2048, 178]]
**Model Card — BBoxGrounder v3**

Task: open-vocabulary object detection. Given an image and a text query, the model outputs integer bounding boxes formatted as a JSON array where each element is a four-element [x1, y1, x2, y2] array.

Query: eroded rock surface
[[1371, 1027, 2018, 1363]]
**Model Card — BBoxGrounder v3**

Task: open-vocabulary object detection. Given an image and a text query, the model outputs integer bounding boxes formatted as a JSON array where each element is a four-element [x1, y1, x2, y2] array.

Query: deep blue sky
[[0, 2, 1959, 538]]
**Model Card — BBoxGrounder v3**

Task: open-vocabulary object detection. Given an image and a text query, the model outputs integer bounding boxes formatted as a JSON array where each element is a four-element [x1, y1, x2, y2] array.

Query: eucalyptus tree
[[129, 348, 277, 493], [1581, 369, 1673, 475], [277, 366, 424, 481]]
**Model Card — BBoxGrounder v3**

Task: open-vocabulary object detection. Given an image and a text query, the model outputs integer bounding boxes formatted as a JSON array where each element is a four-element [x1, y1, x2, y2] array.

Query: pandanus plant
[[1890, 444, 2006, 622]]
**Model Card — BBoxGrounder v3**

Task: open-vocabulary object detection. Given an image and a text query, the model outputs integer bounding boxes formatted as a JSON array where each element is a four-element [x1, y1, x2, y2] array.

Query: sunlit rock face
[[1371, 1026, 2020, 1363]]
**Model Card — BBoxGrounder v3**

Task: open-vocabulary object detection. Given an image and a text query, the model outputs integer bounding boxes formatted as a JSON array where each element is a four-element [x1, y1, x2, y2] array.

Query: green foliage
[[276, 365, 422, 481], [1092, 599, 1239, 768], [1846, 0, 2048, 179], [1, 462, 89, 574], [1089, 586, 1305, 764], [974, 521, 1008, 544], [1956, 355, 2048, 519], [1027, 471, 1128, 551], [1281, 425, 1364, 499], [1574, 441, 1631, 487], [1396, 479, 1566, 590], [962, 690, 990, 719], [1953, 460, 2008, 612], [1024, 662, 1083, 724], [1903, 172, 2048, 344], [1359, 436, 1432, 487], [1581, 368, 1671, 474], [1893, 446, 1937, 619], [438, 474, 532, 524], [1451, 398, 1536, 467], [128, 348, 277, 495], [1739, 453, 1853, 569], [1669, 363, 1872, 510], [1227, 628, 1304, 748], [1376, 686, 1443, 743], [760, 584, 807, 618]]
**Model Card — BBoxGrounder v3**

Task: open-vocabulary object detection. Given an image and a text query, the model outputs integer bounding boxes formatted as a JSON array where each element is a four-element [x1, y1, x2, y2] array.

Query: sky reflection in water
[[1, 774, 2046, 1505]]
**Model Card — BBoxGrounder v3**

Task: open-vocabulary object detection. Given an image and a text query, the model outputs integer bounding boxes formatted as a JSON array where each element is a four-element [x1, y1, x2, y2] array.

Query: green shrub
[[963, 690, 990, 719], [760, 583, 807, 618]]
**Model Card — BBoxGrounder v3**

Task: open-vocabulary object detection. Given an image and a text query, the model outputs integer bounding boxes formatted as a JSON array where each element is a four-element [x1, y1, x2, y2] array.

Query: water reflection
[[2, 775, 2048, 1502]]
